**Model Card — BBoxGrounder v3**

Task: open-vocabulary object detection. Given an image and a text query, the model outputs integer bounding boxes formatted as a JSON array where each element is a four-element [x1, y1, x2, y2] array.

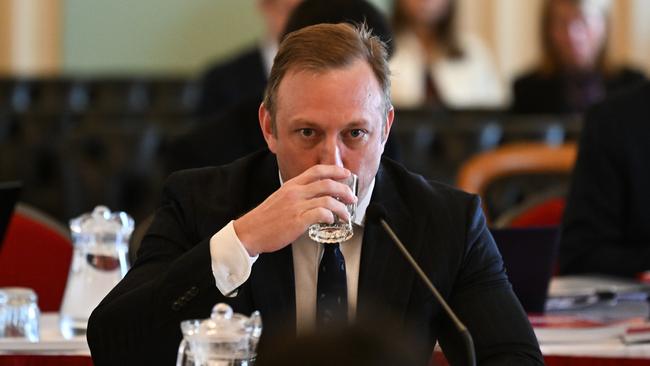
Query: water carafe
[[59, 206, 133, 338], [176, 303, 262, 366]]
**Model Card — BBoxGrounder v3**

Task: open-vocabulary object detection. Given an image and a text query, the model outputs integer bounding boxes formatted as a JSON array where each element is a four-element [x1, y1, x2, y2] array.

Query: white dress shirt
[[209, 177, 375, 333]]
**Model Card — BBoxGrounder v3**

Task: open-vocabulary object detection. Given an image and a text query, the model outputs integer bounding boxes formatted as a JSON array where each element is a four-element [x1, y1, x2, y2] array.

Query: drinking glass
[[308, 173, 358, 243], [0, 287, 40, 342]]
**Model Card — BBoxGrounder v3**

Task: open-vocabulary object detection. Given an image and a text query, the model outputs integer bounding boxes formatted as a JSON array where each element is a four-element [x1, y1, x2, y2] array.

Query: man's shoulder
[[379, 158, 476, 212], [164, 150, 275, 195]]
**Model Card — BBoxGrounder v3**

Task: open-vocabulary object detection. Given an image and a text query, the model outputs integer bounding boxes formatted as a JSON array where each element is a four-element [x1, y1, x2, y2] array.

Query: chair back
[[457, 142, 577, 224], [494, 189, 567, 228], [490, 226, 560, 313], [0, 203, 72, 311]]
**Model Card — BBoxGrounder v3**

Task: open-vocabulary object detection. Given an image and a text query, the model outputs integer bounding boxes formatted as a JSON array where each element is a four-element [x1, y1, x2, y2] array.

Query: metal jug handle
[[176, 338, 188, 366]]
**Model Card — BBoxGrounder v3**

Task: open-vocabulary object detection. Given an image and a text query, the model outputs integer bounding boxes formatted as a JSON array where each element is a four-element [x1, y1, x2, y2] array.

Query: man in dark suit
[[560, 82, 650, 276], [195, 0, 302, 119], [88, 23, 543, 365]]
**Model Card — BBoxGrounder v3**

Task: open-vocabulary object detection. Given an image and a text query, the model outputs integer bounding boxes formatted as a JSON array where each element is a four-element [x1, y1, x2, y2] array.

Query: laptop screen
[[490, 227, 559, 314], [0, 181, 22, 248]]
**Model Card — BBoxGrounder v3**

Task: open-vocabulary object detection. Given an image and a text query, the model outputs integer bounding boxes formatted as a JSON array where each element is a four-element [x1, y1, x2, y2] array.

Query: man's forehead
[[282, 56, 377, 79], [277, 66, 381, 107], [282, 63, 349, 80], [277, 60, 381, 97]]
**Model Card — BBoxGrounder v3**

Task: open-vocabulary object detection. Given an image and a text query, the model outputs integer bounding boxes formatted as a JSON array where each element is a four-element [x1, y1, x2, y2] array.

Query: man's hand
[[233, 165, 356, 256]]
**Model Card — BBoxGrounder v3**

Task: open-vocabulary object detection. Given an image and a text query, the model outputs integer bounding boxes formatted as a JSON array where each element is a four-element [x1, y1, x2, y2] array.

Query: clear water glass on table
[[308, 173, 358, 244], [0, 287, 40, 342]]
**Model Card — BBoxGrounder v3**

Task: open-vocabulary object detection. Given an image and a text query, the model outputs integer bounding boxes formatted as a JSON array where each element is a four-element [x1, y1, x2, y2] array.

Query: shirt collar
[[259, 38, 277, 77], [354, 178, 374, 228], [278, 171, 375, 228]]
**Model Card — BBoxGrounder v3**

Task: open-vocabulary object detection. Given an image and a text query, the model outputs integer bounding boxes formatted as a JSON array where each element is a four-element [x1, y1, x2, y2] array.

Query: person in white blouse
[[389, 0, 507, 109]]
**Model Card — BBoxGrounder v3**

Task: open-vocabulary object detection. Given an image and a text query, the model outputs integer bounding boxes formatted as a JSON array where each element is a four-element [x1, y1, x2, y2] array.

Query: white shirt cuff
[[210, 220, 258, 296]]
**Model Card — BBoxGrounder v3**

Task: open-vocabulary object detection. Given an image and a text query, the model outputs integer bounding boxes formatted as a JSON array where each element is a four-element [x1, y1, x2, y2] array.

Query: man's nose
[[319, 136, 343, 167]]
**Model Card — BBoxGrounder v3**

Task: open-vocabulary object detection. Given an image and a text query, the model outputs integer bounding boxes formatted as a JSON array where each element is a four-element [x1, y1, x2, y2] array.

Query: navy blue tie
[[317, 243, 348, 326]]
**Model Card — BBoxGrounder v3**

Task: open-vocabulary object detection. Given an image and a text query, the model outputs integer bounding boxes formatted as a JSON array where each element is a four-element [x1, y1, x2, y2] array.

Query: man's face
[[259, 59, 394, 200]]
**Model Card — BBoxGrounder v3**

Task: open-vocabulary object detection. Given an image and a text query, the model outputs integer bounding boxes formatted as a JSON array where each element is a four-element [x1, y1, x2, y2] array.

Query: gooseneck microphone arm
[[367, 204, 476, 366]]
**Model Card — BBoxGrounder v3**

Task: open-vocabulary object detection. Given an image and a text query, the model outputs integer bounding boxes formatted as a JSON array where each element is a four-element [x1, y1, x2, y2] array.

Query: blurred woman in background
[[389, 0, 506, 110], [512, 0, 645, 115]]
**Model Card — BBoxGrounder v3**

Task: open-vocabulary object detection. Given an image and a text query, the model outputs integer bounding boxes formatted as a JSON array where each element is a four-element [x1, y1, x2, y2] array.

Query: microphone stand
[[378, 218, 476, 366]]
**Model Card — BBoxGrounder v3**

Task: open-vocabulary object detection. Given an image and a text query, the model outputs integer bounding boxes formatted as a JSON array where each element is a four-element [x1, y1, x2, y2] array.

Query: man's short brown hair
[[263, 22, 391, 132]]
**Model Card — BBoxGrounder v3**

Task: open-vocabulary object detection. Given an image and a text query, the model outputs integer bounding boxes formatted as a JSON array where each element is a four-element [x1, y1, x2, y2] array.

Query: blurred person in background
[[559, 81, 650, 277], [195, 0, 302, 120], [512, 0, 646, 115], [389, 0, 507, 110]]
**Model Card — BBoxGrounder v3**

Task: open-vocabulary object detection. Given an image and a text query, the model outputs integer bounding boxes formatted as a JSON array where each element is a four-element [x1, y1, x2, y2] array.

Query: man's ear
[[259, 102, 277, 153], [382, 105, 395, 144]]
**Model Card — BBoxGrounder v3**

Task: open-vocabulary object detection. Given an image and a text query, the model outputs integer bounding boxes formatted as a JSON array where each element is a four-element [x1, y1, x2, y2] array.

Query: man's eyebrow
[[347, 120, 371, 127], [288, 118, 319, 127], [287, 118, 373, 128]]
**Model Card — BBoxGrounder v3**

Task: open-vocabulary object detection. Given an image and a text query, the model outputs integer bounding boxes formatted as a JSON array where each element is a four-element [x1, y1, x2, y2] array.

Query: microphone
[[366, 203, 476, 366]]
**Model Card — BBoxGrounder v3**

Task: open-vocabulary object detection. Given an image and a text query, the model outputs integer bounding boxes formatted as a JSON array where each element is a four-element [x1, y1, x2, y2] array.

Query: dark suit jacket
[[560, 82, 650, 276], [195, 46, 267, 120], [87, 151, 542, 365], [512, 67, 646, 114]]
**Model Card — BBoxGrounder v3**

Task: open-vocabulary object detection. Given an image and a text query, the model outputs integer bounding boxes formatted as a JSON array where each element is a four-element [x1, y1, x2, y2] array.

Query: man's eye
[[349, 129, 366, 138], [299, 129, 315, 137]]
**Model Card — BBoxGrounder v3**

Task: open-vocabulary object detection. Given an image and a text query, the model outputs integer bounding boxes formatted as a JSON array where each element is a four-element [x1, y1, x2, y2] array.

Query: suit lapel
[[357, 163, 420, 324], [250, 246, 296, 337]]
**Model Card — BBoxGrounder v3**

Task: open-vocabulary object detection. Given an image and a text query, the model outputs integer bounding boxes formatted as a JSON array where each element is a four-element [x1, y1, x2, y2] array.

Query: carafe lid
[[69, 205, 134, 237], [181, 303, 262, 343]]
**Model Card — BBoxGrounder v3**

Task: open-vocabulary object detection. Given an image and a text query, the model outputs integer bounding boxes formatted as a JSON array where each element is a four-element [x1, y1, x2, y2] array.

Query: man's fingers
[[289, 164, 351, 185], [303, 196, 350, 222], [303, 207, 337, 226], [302, 179, 357, 205]]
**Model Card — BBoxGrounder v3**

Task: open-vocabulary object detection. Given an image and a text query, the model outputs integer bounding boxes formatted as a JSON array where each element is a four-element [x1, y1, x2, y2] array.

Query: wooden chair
[[0, 203, 72, 311], [456, 142, 577, 225]]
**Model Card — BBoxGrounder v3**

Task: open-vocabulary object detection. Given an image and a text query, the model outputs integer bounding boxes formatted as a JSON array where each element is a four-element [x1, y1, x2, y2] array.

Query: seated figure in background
[[195, 0, 302, 120], [559, 81, 650, 277], [389, 0, 507, 109], [512, 0, 646, 115]]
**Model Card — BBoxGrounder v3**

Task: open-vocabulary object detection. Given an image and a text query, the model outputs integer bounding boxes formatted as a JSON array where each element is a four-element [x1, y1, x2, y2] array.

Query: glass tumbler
[[0, 287, 40, 342], [308, 173, 358, 243]]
